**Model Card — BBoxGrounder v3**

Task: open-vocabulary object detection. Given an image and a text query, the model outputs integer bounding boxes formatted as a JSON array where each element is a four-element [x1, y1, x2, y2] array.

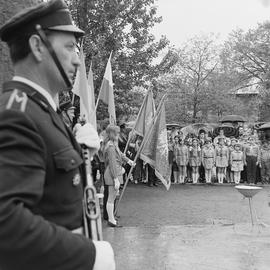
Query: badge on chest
[[72, 173, 81, 186]]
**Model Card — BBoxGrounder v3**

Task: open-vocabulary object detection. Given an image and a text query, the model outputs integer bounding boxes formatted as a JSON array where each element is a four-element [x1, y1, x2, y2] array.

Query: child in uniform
[[215, 137, 229, 184], [201, 138, 215, 184], [189, 138, 201, 184], [174, 138, 189, 184], [230, 142, 245, 184]]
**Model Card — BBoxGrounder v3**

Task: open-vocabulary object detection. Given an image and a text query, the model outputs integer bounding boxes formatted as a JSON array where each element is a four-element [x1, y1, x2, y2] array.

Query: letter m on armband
[[6, 89, 28, 112]]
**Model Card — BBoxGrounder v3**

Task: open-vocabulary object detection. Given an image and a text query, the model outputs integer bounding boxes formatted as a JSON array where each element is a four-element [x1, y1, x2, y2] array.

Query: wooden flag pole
[[95, 96, 100, 112], [71, 92, 76, 105], [114, 95, 167, 215], [123, 89, 150, 155], [71, 39, 85, 106]]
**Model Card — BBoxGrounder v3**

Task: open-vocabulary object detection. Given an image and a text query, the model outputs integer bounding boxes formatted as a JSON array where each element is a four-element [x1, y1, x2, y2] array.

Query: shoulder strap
[[3, 81, 50, 112]]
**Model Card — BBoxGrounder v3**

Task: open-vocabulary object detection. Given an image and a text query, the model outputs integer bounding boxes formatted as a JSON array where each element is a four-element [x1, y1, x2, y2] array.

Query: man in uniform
[[0, 0, 115, 269]]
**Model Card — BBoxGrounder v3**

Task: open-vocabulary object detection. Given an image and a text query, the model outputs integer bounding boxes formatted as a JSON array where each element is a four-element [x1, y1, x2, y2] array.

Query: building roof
[[231, 83, 260, 96]]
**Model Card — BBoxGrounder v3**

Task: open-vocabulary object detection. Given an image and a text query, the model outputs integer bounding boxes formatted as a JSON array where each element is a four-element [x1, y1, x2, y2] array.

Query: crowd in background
[[88, 122, 270, 188], [60, 99, 270, 187], [166, 125, 270, 185]]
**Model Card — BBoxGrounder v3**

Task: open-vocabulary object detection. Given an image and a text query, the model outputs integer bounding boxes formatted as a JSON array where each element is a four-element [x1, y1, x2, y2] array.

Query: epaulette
[[6, 89, 28, 112]]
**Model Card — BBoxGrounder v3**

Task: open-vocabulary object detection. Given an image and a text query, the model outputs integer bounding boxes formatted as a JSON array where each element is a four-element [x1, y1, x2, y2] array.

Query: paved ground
[[103, 184, 270, 270]]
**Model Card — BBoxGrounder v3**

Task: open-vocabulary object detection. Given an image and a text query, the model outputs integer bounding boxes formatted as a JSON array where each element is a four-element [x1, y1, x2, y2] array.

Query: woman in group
[[201, 138, 215, 184], [174, 137, 189, 184], [186, 138, 193, 182], [189, 138, 201, 184], [133, 136, 144, 184], [228, 137, 237, 183], [215, 137, 229, 184], [214, 128, 230, 147], [245, 137, 259, 184], [172, 135, 180, 184], [104, 125, 135, 227], [258, 140, 270, 184], [168, 136, 174, 183], [230, 142, 245, 184]]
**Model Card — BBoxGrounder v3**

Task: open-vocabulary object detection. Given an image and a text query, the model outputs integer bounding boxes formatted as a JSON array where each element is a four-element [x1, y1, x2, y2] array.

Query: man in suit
[[0, 0, 115, 269], [199, 130, 206, 182]]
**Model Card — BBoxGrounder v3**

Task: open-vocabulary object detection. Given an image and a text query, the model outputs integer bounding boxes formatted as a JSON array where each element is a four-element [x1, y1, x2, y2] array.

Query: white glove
[[114, 178, 120, 190], [128, 160, 136, 167], [93, 240, 115, 270], [75, 123, 100, 152]]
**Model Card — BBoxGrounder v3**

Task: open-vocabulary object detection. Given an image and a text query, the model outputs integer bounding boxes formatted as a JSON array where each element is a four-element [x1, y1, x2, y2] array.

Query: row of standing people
[[168, 132, 270, 185]]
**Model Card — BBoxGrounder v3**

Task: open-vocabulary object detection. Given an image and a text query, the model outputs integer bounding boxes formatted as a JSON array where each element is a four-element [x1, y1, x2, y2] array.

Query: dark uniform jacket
[[0, 80, 95, 270]]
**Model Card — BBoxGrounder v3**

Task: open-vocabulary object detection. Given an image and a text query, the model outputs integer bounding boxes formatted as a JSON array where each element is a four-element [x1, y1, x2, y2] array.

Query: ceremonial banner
[[123, 89, 155, 154], [140, 101, 171, 190], [72, 46, 96, 127], [98, 53, 116, 124], [133, 89, 156, 137]]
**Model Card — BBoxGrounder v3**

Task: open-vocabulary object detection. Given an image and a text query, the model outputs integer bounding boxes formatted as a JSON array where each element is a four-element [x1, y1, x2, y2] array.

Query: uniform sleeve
[[106, 145, 119, 180], [0, 110, 96, 270]]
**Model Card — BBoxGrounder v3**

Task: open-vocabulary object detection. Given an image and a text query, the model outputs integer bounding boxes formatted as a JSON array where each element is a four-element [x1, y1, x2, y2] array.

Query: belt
[[233, 160, 242, 161], [72, 227, 83, 235], [204, 156, 214, 159]]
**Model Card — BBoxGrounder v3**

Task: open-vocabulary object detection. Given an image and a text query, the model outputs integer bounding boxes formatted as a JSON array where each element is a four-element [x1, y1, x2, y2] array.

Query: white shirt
[[12, 76, 57, 111]]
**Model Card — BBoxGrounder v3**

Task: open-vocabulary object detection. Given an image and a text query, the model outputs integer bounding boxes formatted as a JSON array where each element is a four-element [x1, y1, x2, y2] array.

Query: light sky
[[152, 0, 270, 47]]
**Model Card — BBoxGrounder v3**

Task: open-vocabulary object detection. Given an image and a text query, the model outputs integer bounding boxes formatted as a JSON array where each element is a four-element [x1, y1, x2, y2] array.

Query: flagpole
[[114, 94, 167, 215], [123, 89, 149, 155], [71, 92, 76, 105], [71, 40, 85, 106], [95, 96, 100, 112]]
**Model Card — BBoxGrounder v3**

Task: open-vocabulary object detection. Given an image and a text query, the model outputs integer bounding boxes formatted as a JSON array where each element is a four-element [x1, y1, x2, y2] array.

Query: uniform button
[[70, 159, 76, 165], [72, 173, 81, 186]]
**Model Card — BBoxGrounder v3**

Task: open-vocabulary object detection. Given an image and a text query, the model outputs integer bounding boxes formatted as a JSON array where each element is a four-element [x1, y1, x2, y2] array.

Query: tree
[[222, 22, 270, 88], [0, 0, 42, 92], [68, 0, 169, 121], [222, 22, 270, 121], [156, 35, 223, 123]]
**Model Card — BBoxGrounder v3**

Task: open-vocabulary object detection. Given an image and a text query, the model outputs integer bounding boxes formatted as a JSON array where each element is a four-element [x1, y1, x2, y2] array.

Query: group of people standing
[[168, 127, 270, 185]]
